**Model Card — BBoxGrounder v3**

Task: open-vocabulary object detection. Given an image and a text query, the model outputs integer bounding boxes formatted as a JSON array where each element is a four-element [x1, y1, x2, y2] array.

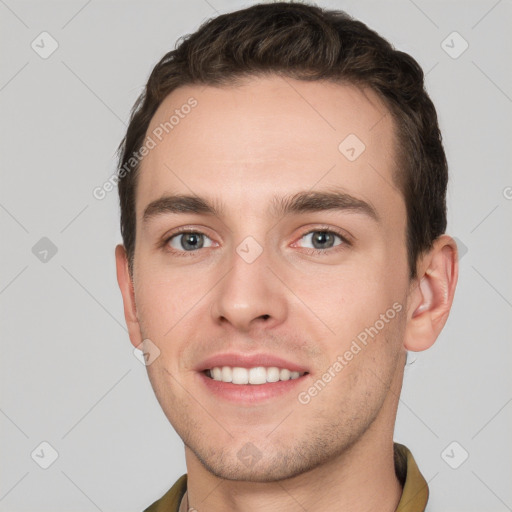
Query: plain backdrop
[[1, 1, 511, 511]]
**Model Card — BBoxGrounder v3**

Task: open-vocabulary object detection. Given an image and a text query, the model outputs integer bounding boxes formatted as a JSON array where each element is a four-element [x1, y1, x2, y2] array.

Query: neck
[[184, 424, 402, 512]]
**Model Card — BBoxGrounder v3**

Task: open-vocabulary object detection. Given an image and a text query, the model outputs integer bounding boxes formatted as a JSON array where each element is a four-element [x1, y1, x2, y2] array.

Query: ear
[[115, 244, 143, 349], [404, 235, 459, 352]]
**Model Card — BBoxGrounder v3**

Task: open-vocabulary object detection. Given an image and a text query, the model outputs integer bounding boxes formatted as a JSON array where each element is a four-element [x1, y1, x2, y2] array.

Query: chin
[[189, 441, 333, 483], [201, 460, 304, 483]]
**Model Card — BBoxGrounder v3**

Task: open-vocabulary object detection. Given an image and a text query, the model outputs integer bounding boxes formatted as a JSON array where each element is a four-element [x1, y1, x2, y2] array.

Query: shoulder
[[394, 443, 429, 512], [142, 474, 188, 512]]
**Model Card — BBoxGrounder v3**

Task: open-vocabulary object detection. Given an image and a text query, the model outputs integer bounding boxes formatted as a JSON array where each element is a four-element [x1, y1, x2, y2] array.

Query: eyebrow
[[142, 189, 379, 224]]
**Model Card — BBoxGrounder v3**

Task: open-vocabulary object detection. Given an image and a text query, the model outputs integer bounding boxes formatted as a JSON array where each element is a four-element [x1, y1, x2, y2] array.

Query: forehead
[[136, 76, 402, 223]]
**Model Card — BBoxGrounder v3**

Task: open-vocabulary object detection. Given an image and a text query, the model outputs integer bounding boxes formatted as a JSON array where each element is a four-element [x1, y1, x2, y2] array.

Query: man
[[115, 2, 458, 511]]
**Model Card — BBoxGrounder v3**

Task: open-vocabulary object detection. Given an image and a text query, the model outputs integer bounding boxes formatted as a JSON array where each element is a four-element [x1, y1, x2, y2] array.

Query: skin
[[116, 76, 458, 511]]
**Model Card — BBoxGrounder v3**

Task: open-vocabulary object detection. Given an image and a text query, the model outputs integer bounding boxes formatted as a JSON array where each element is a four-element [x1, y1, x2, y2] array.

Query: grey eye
[[300, 231, 342, 250], [169, 232, 213, 251]]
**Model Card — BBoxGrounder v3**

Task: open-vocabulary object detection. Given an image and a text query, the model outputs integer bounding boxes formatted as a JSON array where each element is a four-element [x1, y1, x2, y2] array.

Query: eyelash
[[161, 226, 351, 258]]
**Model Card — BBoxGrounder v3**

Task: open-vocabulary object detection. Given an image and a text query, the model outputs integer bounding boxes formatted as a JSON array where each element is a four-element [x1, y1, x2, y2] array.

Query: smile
[[205, 366, 308, 385]]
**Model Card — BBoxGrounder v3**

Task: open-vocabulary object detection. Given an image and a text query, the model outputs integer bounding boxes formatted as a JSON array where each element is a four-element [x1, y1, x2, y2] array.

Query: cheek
[[133, 270, 182, 339], [133, 267, 213, 369], [292, 261, 406, 339]]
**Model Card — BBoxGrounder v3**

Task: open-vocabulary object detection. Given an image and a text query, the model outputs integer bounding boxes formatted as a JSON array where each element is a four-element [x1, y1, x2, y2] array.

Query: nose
[[210, 242, 288, 333]]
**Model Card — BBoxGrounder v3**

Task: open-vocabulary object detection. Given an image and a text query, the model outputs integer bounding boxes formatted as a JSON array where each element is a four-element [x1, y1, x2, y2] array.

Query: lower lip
[[197, 371, 309, 404]]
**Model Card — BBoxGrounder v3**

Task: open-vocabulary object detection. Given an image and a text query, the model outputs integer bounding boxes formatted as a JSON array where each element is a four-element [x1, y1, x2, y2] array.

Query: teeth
[[232, 367, 249, 384], [267, 367, 280, 382], [249, 367, 267, 385], [280, 368, 291, 381], [207, 366, 306, 385], [221, 366, 232, 382]]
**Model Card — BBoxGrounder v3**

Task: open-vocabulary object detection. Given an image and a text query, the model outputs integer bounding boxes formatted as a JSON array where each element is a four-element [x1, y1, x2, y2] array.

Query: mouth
[[203, 366, 309, 385], [198, 365, 310, 404], [195, 352, 311, 403]]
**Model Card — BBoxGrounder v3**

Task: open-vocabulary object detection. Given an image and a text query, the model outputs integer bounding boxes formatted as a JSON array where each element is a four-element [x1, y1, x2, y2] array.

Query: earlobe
[[115, 244, 143, 349], [404, 235, 459, 352]]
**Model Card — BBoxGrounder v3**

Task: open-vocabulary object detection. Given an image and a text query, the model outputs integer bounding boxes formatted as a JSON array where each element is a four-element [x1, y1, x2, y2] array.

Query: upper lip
[[196, 353, 309, 373]]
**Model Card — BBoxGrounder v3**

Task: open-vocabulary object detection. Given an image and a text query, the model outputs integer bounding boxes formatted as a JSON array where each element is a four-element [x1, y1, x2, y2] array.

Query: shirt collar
[[394, 443, 429, 511]]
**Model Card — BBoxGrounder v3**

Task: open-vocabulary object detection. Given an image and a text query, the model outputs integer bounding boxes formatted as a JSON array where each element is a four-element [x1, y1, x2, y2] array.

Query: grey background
[[1, 0, 511, 510]]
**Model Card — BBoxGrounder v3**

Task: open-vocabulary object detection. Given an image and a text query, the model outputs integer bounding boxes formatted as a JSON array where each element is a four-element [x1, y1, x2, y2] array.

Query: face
[[128, 76, 412, 481]]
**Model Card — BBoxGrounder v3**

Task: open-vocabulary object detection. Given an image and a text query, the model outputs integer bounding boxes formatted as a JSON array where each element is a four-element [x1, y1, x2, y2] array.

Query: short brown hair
[[117, 1, 448, 279]]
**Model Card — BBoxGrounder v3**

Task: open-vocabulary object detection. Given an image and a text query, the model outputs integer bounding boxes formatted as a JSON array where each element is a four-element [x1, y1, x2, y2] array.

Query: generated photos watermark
[[93, 97, 198, 200], [297, 302, 403, 405]]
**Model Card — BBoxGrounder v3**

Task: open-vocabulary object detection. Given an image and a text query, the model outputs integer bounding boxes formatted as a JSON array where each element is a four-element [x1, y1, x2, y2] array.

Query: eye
[[161, 226, 350, 257], [166, 230, 215, 253], [296, 229, 348, 254]]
